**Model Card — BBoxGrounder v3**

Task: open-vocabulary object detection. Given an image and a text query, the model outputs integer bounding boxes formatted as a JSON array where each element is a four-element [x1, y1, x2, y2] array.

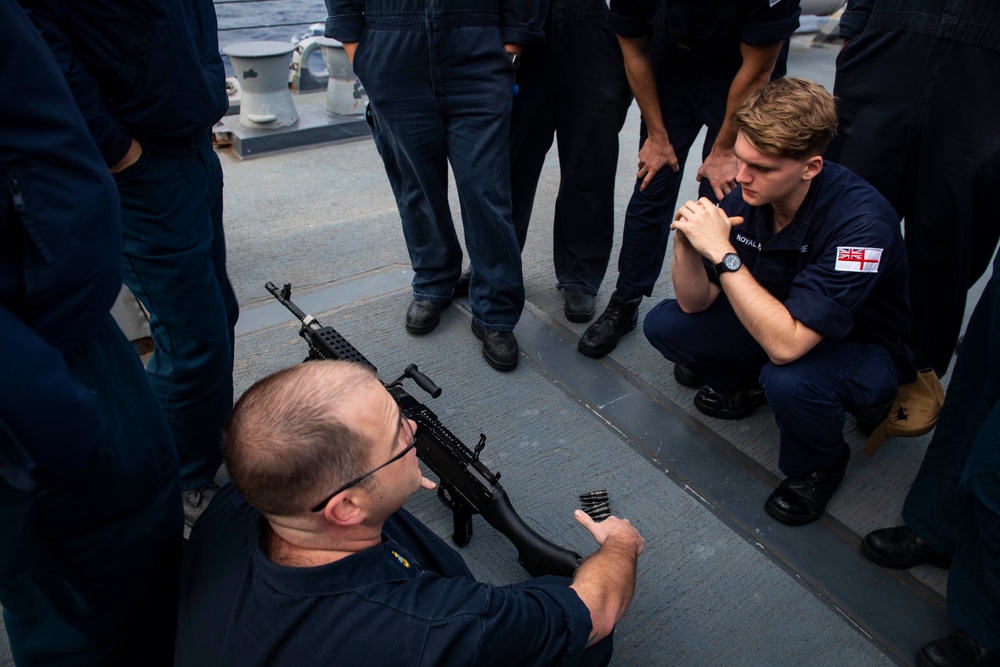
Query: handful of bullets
[[579, 490, 612, 522]]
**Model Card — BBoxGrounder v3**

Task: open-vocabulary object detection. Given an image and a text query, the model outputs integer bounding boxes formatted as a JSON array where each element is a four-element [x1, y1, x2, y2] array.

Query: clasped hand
[[670, 197, 744, 262]]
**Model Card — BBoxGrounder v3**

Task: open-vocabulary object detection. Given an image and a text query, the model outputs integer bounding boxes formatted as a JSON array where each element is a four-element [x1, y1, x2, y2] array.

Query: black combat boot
[[405, 299, 450, 335], [764, 446, 851, 526], [860, 525, 951, 569], [471, 320, 519, 371], [577, 291, 641, 359]]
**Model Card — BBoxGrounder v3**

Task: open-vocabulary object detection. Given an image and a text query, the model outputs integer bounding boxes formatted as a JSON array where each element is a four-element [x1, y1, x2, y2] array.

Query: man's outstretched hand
[[574, 510, 645, 555]]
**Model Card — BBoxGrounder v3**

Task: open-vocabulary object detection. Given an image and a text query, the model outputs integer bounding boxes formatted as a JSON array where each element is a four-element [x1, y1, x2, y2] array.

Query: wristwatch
[[506, 51, 521, 70], [713, 252, 742, 276]]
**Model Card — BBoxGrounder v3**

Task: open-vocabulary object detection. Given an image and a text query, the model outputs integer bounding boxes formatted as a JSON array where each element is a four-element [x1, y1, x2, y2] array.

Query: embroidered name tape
[[835, 246, 882, 273]]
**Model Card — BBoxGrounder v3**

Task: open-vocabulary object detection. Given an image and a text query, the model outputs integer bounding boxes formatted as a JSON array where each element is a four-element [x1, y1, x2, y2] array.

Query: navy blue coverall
[[326, 0, 545, 331], [177, 485, 612, 666], [508, 0, 633, 297], [0, 5, 182, 664], [644, 163, 911, 476], [20, 0, 239, 491], [902, 251, 1000, 653], [606, 0, 800, 302], [827, 0, 1000, 377]]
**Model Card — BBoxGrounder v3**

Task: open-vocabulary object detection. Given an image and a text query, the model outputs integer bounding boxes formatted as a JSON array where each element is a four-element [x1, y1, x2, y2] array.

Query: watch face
[[723, 253, 741, 271]]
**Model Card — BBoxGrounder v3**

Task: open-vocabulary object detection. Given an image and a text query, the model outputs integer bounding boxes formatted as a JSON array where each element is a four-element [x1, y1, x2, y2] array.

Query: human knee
[[642, 300, 690, 357], [760, 361, 837, 414]]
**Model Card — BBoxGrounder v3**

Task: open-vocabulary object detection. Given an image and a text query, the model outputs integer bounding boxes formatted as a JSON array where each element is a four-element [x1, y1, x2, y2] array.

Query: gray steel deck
[[3, 34, 981, 666]]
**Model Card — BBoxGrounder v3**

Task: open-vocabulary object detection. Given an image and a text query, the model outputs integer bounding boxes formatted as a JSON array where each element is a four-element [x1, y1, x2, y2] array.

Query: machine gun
[[265, 282, 583, 578]]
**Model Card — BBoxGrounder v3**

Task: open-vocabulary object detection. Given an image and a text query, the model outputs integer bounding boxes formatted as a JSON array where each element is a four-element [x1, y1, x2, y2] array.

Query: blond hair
[[732, 77, 837, 159]]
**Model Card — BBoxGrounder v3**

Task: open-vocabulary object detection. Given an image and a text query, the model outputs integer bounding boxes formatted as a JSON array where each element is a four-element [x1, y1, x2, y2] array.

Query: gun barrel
[[265, 282, 309, 322]]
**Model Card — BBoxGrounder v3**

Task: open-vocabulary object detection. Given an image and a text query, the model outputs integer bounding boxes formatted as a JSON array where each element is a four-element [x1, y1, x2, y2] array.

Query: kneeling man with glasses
[[176, 360, 644, 666]]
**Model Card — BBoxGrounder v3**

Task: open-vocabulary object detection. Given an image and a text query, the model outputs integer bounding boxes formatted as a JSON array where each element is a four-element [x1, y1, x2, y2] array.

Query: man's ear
[[802, 155, 823, 181], [321, 491, 366, 528]]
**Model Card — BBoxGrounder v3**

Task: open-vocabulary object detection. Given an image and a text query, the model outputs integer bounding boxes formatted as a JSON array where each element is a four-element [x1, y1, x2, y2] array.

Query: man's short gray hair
[[223, 361, 378, 517]]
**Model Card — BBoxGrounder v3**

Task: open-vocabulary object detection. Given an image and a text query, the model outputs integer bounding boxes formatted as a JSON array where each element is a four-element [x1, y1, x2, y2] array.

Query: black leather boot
[[693, 385, 767, 419], [405, 299, 450, 335], [673, 363, 704, 388], [917, 631, 1000, 667], [764, 446, 851, 526], [471, 320, 519, 371], [563, 289, 596, 323], [577, 291, 641, 358], [860, 525, 951, 569]]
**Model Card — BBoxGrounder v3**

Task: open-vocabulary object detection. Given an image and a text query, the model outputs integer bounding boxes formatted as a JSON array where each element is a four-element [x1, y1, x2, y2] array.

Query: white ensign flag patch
[[835, 247, 883, 273]]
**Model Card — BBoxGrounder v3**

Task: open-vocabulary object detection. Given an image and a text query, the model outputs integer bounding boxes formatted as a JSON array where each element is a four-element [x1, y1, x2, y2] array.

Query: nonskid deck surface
[[217, 35, 968, 665], [1, 35, 969, 666], [229, 273, 946, 667]]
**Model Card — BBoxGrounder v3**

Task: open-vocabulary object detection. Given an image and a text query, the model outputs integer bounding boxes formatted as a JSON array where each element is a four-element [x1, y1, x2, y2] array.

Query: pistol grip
[[451, 505, 473, 547], [437, 483, 474, 547]]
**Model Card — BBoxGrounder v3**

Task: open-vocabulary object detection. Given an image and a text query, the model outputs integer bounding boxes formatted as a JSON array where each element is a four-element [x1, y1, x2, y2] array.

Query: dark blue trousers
[[614, 37, 791, 302], [615, 45, 739, 301], [116, 137, 238, 490], [0, 316, 183, 666], [509, 0, 632, 296], [903, 254, 1000, 652], [359, 20, 524, 330], [643, 297, 900, 476]]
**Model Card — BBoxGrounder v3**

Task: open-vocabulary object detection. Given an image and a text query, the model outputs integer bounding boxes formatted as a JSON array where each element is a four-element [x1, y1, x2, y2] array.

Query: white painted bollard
[[223, 41, 299, 129], [318, 37, 367, 115], [298, 37, 367, 115]]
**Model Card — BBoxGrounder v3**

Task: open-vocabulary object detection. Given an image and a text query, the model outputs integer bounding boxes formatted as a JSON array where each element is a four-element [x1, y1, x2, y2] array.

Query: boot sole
[[565, 308, 596, 324], [764, 501, 824, 526], [693, 395, 766, 420], [405, 319, 441, 335], [482, 354, 518, 372]]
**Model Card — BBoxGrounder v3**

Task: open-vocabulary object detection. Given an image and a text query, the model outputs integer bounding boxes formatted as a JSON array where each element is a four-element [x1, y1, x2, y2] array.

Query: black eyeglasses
[[310, 415, 416, 512]]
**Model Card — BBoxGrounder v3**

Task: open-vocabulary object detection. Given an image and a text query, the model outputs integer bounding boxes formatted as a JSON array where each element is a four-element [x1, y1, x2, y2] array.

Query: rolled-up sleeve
[[740, 0, 801, 45], [500, 0, 547, 45], [838, 0, 875, 39], [417, 575, 593, 667], [607, 0, 651, 38], [784, 216, 897, 340], [325, 0, 365, 42]]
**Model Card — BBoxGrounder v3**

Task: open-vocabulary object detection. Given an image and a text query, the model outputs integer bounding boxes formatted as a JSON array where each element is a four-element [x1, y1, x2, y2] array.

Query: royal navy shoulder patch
[[835, 247, 882, 273]]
